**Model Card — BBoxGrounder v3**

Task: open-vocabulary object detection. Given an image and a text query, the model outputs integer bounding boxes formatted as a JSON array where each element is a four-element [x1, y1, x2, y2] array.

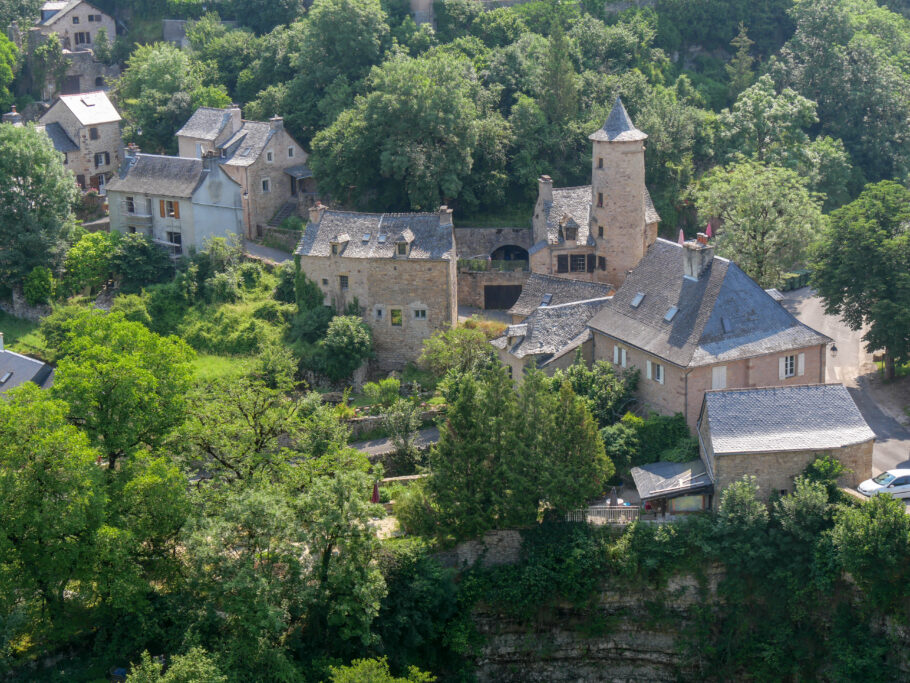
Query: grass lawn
[[192, 354, 254, 382], [0, 311, 46, 357]]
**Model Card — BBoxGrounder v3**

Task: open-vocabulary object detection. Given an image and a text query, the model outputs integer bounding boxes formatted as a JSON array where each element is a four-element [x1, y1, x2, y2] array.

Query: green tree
[[0, 0, 40, 31], [232, 0, 304, 35], [830, 493, 910, 609], [0, 124, 77, 286], [692, 159, 826, 286], [64, 230, 119, 293], [551, 357, 638, 427], [22, 265, 55, 305], [539, 24, 578, 124], [127, 648, 227, 683], [115, 43, 230, 153], [418, 325, 496, 377], [384, 398, 423, 473], [810, 181, 910, 378], [0, 385, 104, 623], [51, 310, 196, 469], [93, 26, 112, 65], [110, 233, 174, 292], [329, 658, 435, 683], [319, 314, 374, 381], [310, 51, 509, 210], [0, 32, 17, 111], [725, 22, 754, 98], [32, 33, 67, 97]]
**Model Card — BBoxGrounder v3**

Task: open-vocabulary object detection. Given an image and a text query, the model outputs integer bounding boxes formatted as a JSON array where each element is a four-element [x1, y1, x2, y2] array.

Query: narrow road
[[243, 239, 292, 264], [784, 288, 910, 475], [352, 427, 440, 458]]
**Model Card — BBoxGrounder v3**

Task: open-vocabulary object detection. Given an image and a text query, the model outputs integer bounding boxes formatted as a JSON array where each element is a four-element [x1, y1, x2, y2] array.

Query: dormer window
[[565, 226, 577, 241], [397, 242, 408, 256], [331, 244, 338, 255]]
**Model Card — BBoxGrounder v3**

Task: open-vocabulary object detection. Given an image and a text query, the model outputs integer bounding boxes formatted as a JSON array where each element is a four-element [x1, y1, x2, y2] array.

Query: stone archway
[[490, 244, 529, 262]]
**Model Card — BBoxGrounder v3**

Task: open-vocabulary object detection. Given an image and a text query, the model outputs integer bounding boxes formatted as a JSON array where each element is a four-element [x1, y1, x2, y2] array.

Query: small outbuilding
[[697, 384, 875, 499], [630, 459, 713, 515]]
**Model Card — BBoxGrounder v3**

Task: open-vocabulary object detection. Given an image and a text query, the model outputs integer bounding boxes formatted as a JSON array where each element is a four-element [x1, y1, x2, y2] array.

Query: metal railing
[[565, 506, 640, 524], [458, 258, 529, 272]]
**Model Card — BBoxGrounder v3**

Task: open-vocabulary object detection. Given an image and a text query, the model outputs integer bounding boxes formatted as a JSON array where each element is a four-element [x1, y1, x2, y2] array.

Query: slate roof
[[703, 384, 875, 455], [509, 273, 612, 317], [51, 91, 121, 126], [630, 460, 713, 501], [41, 0, 79, 24], [588, 239, 830, 368], [492, 298, 610, 364], [106, 154, 225, 198], [284, 164, 313, 179], [40, 122, 78, 152], [221, 121, 276, 167], [0, 350, 54, 392], [589, 97, 648, 143], [540, 186, 660, 247], [176, 107, 233, 141], [295, 210, 455, 260]]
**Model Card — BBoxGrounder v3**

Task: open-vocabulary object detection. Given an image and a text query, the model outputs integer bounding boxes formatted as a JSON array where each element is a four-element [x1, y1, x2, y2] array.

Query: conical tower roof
[[589, 97, 647, 142]]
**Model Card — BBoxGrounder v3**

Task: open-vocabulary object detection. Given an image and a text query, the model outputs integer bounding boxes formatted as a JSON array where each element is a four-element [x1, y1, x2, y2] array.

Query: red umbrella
[[706, 221, 713, 238], [678, 229, 685, 245], [371, 482, 380, 504]]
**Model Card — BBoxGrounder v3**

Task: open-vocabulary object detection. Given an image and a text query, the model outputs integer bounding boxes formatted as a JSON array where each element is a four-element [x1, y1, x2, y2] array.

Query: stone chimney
[[539, 175, 553, 202], [683, 232, 714, 280], [309, 202, 326, 224], [125, 141, 140, 157], [2, 105, 22, 126], [439, 205, 453, 228], [269, 115, 284, 131], [228, 105, 242, 134]]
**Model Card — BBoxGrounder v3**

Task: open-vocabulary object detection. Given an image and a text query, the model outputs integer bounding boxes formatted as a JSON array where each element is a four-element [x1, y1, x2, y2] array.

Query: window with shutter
[[159, 199, 165, 217], [587, 254, 596, 272], [173, 202, 180, 219], [797, 352, 805, 376], [646, 360, 652, 380], [712, 365, 727, 390], [556, 255, 569, 273], [613, 345, 619, 364], [598, 256, 606, 271]]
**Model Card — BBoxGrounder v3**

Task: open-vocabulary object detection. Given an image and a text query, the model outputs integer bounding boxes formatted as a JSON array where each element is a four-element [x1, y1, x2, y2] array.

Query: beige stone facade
[[33, 1, 115, 52], [38, 90, 122, 189], [593, 332, 827, 430]]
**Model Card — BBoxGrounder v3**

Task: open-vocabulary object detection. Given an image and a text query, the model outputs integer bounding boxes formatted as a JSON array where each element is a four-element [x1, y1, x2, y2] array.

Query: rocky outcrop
[[472, 573, 720, 682]]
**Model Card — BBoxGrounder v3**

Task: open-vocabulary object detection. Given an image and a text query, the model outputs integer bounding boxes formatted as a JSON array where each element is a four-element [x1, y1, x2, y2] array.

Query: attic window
[[541, 293, 553, 306], [664, 306, 679, 322], [377, 235, 387, 243], [362, 233, 371, 242], [0, 371, 11, 384], [240, 146, 252, 156], [630, 292, 645, 308], [397, 242, 408, 256], [565, 226, 577, 241]]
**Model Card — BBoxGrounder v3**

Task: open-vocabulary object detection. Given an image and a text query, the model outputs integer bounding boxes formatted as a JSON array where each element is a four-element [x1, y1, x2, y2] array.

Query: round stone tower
[[589, 97, 654, 288]]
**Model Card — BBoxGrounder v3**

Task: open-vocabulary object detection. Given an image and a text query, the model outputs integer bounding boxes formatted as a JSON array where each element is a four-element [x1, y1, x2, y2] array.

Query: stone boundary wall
[[458, 270, 529, 308], [260, 227, 302, 253], [346, 407, 443, 438], [434, 529, 524, 569]]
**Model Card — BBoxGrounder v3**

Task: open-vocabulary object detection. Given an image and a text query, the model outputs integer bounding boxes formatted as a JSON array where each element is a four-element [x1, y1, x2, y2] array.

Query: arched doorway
[[491, 244, 529, 262]]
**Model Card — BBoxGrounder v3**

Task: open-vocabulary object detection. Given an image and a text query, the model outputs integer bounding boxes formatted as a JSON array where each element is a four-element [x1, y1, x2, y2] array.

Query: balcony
[[121, 201, 152, 225]]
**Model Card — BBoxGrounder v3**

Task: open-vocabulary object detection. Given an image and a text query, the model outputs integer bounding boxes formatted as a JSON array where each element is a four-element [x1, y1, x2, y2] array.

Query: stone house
[[492, 297, 610, 380], [588, 234, 831, 430], [0, 333, 54, 394], [697, 384, 875, 499], [29, 1, 118, 97], [529, 98, 660, 290], [106, 147, 244, 255], [295, 205, 457, 371], [37, 90, 122, 190], [176, 107, 314, 237]]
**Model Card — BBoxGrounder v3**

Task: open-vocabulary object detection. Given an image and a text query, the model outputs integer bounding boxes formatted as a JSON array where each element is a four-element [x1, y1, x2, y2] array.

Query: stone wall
[[712, 440, 874, 499], [434, 529, 524, 569], [42, 101, 121, 187], [458, 269, 529, 309], [454, 226, 532, 259]]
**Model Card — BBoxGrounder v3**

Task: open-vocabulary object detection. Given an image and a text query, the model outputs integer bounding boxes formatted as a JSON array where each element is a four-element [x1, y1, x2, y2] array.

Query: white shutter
[[613, 345, 619, 364], [797, 352, 805, 376], [779, 357, 786, 380], [621, 348, 627, 367], [712, 365, 727, 390], [646, 360, 652, 380]]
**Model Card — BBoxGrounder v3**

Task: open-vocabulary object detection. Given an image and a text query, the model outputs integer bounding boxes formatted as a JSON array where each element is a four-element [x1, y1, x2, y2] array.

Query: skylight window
[[81, 98, 95, 107], [630, 292, 645, 308], [541, 293, 553, 305], [0, 372, 11, 384], [664, 306, 679, 322], [362, 233, 371, 242], [721, 316, 733, 333], [378, 235, 387, 243]]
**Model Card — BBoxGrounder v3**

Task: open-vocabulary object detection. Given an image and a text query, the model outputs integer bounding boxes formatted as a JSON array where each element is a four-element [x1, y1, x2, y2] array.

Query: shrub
[[279, 215, 306, 231], [180, 309, 273, 355], [252, 299, 294, 324], [110, 293, 152, 328], [145, 282, 188, 335], [364, 377, 402, 409], [319, 315, 374, 381], [237, 261, 263, 289], [110, 233, 173, 293], [296, 271, 324, 310], [273, 262, 297, 303], [290, 305, 335, 344], [418, 325, 496, 376], [205, 271, 240, 304], [64, 231, 116, 293], [23, 266, 54, 305], [254, 340, 298, 390]]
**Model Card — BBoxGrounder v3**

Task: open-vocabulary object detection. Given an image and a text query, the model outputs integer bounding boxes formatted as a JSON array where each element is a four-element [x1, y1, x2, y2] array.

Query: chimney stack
[[683, 233, 714, 280], [269, 115, 284, 131], [228, 105, 242, 134], [309, 202, 326, 225], [2, 105, 22, 126], [439, 205, 453, 228], [539, 175, 553, 202]]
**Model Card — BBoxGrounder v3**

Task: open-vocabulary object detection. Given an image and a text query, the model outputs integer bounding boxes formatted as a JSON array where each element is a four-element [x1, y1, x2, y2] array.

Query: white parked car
[[857, 469, 910, 498]]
